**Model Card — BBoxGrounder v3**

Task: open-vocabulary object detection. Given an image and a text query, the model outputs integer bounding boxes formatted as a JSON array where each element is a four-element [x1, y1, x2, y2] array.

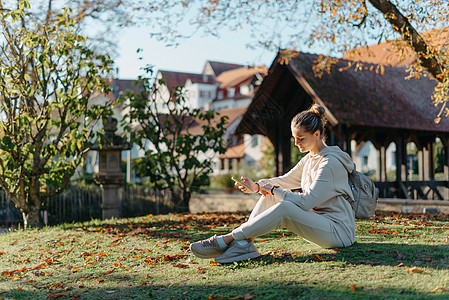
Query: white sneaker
[[214, 240, 260, 263], [189, 235, 226, 258]]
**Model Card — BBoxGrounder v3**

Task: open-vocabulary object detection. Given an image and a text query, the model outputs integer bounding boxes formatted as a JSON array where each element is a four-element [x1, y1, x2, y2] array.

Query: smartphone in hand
[[231, 176, 255, 193]]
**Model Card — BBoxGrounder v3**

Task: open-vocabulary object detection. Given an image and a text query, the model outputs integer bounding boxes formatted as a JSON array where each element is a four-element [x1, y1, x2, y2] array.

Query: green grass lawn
[[1, 211, 448, 299]]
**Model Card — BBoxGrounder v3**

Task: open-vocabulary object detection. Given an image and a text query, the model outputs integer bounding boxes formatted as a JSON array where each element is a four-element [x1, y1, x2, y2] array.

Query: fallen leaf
[[137, 282, 152, 287], [431, 286, 446, 293], [209, 261, 220, 266], [171, 263, 190, 268], [93, 280, 105, 284], [345, 284, 363, 291], [311, 254, 333, 261], [395, 262, 405, 268], [103, 269, 115, 275], [406, 267, 425, 273], [258, 239, 272, 242]]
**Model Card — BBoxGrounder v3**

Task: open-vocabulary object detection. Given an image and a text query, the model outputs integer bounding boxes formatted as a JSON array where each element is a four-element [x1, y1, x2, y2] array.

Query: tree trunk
[[368, 0, 444, 82], [22, 206, 41, 228], [172, 188, 191, 213], [20, 179, 42, 228]]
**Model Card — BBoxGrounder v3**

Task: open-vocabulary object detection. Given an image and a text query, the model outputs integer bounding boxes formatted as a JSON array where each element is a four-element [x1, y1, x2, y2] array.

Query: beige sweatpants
[[231, 195, 352, 248]]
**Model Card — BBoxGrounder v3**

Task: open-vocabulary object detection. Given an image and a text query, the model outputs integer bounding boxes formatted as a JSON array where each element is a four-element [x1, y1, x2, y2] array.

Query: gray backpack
[[347, 167, 379, 219]]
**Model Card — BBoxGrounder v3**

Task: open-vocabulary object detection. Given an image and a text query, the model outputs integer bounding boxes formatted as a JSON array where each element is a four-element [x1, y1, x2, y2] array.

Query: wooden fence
[[0, 185, 174, 227]]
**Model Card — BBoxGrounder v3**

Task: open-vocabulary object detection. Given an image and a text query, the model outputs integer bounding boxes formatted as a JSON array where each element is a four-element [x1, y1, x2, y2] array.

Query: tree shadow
[[58, 211, 248, 242], [213, 241, 449, 272], [3, 279, 449, 300]]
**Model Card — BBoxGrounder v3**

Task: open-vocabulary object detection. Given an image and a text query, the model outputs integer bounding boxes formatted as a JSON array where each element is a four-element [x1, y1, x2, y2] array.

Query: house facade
[[154, 61, 268, 176]]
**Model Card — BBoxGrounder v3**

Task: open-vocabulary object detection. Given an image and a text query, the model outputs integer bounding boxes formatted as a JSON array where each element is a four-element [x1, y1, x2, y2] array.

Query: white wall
[[355, 141, 397, 175]]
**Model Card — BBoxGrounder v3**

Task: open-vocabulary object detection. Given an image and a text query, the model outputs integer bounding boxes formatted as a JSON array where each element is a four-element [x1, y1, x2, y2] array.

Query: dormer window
[[227, 87, 235, 98], [240, 85, 250, 96], [218, 90, 224, 100]]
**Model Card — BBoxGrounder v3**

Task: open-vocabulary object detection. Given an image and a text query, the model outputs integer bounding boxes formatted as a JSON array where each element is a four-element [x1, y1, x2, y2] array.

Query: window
[[251, 135, 258, 147], [240, 85, 250, 96], [228, 159, 233, 170], [217, 91, 224, 99], [227, 88, 235, 98], [362, 156, 368, 166], [199, 90, 205, 98], [220, 158, 225, 170]]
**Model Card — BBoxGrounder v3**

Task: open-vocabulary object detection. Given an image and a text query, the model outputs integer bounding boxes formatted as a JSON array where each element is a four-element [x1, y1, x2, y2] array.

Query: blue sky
[[114, 26, 279, 80]]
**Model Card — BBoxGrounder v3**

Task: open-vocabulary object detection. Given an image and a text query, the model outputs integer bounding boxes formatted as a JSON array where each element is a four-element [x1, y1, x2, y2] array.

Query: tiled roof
[[288, 52, 449, 132], [216, 66, 268, 88], [186, 106, 247, 136], [109, 79, 140, 101], [158, 70, 215, 91], [204, 61, 244, 77], [343, 27, 449, 67], [218, 143, 245, 159]]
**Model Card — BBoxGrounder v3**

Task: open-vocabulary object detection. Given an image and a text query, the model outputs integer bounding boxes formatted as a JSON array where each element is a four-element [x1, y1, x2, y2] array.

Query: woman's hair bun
[[308, 104, 325, 118]]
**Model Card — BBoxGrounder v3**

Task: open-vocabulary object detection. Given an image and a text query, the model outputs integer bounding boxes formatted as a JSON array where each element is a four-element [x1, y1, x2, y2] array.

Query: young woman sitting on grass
[[190, 104, 356, 263]]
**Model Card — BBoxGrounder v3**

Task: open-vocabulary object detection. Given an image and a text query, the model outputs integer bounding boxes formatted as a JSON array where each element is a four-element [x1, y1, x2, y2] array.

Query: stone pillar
[[90, 117, 130, 219]]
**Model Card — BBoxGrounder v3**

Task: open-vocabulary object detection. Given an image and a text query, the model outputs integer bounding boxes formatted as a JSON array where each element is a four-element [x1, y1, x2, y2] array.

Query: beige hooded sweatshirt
[[258, 146, 356, 244]]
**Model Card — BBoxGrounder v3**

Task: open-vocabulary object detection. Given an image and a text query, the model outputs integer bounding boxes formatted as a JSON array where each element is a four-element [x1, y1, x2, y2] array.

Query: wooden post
[[395, 134, 409, 198], [417, 137, 434, 181], [441, 137, 449, 200], [418, 147, 425, 181], [428, 138, 435, 181], [377, 145, 387, 182], [281, 130, 292, 174]]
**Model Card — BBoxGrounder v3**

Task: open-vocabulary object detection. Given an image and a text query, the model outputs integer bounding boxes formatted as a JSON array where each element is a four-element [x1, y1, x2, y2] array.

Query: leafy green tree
[[0, 1, 113, 228], [122, 70, 228, 212], [435, 140, 444, 174]]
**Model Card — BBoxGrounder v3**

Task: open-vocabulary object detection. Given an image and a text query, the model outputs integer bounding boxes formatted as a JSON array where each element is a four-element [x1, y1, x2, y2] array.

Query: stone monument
[[90, 116, 131, 219]]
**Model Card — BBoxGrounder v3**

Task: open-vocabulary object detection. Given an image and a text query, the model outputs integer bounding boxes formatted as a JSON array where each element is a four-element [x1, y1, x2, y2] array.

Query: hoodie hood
[[316, 146, 355, 173]]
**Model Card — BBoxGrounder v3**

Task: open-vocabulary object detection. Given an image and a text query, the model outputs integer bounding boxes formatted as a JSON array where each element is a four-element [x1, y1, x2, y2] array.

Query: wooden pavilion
[[235, 51, 449, 200]]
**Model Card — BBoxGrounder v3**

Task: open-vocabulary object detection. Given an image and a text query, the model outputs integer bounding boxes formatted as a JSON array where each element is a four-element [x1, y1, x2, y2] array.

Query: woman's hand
[[260, 183, 279, 197], [235, 177, 259, 194]]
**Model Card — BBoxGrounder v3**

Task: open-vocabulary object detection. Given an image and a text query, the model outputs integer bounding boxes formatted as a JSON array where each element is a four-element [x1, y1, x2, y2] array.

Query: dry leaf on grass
[[431, 286, 446, 293], [311, 254, 334, 261], [406, 267, 426, 273]]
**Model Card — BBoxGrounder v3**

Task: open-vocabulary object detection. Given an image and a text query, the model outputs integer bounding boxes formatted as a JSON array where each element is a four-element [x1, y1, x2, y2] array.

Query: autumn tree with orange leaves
[[19, 1, 449, 120], [141, 0, 448, 121]]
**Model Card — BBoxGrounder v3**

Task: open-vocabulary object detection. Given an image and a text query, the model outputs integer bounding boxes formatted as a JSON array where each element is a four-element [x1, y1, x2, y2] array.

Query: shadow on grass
[[60, 212, 249, 241], [3, 280, 449, 300], [217, 241, 449, 272]]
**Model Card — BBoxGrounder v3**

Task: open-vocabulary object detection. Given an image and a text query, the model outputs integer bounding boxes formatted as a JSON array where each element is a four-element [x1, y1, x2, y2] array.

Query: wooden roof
[[236, 51, 449, 136]]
